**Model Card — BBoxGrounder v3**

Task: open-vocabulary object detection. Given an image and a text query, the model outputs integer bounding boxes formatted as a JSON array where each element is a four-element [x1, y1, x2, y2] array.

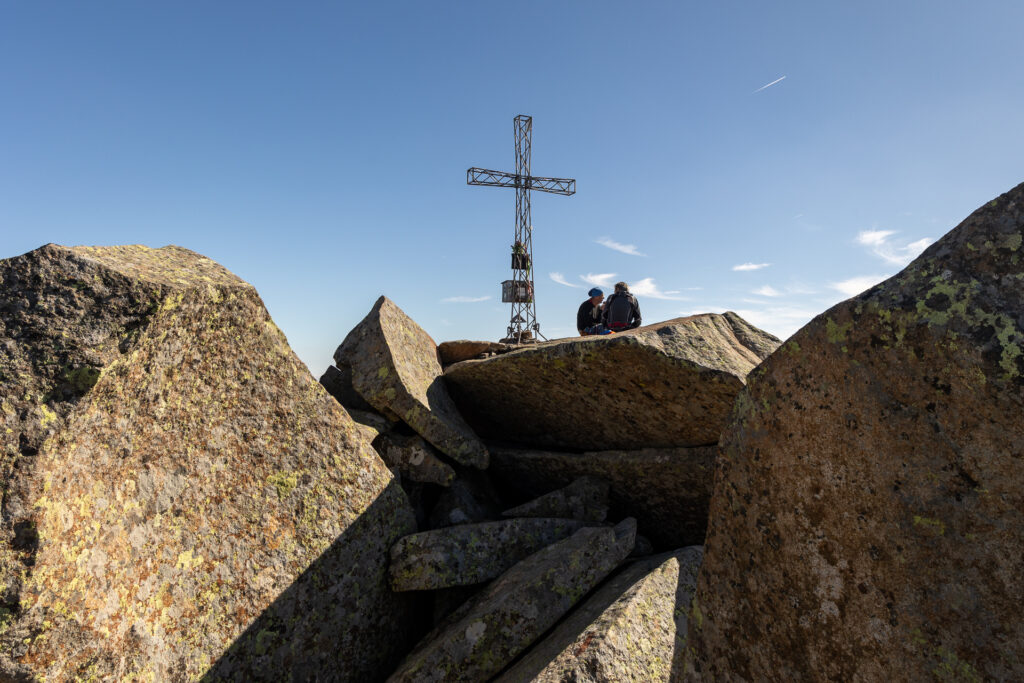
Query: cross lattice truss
[[467, 115, 576, 343]]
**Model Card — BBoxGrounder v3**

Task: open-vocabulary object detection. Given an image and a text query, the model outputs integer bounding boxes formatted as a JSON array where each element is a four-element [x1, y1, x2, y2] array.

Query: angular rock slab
[[387, 519, 637, 683], [491, 446, 716, 549], [502, 475, 609, 523], [444, 313, 780, 450], [375, 432, 456, 487], [689, 183, 1024, 682], [336, 296, 488, 468], [0, 245, 416, 682], [390, 518, 586, 591], [499, 546, 704, 682], [437, 339, 512, 367]]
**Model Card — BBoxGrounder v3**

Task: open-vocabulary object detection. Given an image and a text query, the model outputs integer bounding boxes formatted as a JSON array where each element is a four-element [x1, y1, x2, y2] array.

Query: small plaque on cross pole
[[467, 115, 576, 343]]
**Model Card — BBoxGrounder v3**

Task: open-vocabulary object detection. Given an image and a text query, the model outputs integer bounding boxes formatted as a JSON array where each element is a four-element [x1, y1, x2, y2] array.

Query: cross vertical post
[[468, 115, 575, 343]]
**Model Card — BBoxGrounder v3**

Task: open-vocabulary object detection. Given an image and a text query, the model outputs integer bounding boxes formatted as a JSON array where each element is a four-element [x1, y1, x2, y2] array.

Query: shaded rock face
[[491, 446, 716, 549], [375, 432, 456, 487], [443, 313, 779, 450], [499, 546, 703, 682], [319, 363, 375, 412], [429, 466, 504, 529], [389, 518, 587, 591], [502, 475, 609, 523], [0, 245, 416, 682], [336, 296, 488, 468], [388, 519, 637, 683], [689, 184, 1024, 681]]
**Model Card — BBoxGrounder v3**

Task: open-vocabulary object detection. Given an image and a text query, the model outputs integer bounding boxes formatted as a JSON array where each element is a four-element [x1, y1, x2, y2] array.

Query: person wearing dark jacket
[[602, 281, 642, 330], [577, 288, 606, 335]]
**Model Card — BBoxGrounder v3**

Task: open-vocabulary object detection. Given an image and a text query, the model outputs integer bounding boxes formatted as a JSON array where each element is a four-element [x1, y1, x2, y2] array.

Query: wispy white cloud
[[733, 262, 771, 272], [830, 275, 888, 297], [631, 277, 687, 300], [856, 230, 932, 266], [753, 75, 787, 93], [679, 306, 729, 316], [596, 237, 646, 256], [442, 295, 491, 303], [580, 272, 617, 288], [549, 272, 581, 288], [752, 285, 782, 297]]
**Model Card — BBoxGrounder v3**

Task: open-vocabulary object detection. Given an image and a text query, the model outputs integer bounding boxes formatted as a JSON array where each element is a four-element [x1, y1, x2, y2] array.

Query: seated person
[[602, 281, 642, 331], [577, 288, 608, 335]]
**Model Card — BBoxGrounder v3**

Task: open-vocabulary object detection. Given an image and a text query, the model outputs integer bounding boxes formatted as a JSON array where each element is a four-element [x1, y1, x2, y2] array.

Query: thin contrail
[[753, 75, 786, 93]]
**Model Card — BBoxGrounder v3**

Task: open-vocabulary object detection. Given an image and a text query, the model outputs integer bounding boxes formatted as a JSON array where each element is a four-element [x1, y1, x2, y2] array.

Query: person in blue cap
[[577, 287, 610, 335]]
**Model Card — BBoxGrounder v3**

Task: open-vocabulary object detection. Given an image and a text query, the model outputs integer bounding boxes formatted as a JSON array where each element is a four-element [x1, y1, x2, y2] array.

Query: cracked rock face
[[491, 446, 716, 549], [499, 546, 703, 682], [443, 313, 780, 450], [335, 296, 488, 468], [502, 475, 609, 523], [375, 432, 456, 487], [388, 519, 637, 683], [389, 518, 587, 591], [0, 244, 416, 682], [688, 183, 1024, 682]]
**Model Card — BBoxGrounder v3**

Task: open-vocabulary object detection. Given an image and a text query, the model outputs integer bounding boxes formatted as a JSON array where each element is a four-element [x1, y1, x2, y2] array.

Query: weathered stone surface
[[429, 467, 504, 528], [491, 446, 715, 549], [390, 518, 587, 591], [319, 363, 374, 412], [347, 407, 394, 433], [444, 313, 779, 450], [0, 244, 417, 681], [499, 546, 703, 682], [336, 296, 488, 467], [502, 475, 609, 523], [375, 432, 455, 487], [437, 339, 512, 366], [689, 183, 1024, 682], [388, 519, 637, 682]]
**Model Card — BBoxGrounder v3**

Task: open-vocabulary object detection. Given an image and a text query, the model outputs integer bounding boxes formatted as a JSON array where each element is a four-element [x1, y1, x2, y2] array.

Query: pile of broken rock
[[321, 296, 780, 681], [1, 181, 1021, 682]]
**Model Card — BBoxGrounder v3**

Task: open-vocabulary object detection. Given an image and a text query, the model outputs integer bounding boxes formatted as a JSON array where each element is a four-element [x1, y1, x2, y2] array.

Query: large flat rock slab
[[389, 518, 586, 591], [336, 296, 488, 468], [443, 313, 779, 450], [491, 446, 716, 549], [0, 244, 417, 682], [387, 519, 637, 683], [688, 183, 1024, 681], [499, 546, 703, 682]]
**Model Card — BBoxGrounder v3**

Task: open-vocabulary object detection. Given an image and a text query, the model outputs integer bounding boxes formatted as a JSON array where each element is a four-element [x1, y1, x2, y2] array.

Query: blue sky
[[3, 2, 1023, 372]]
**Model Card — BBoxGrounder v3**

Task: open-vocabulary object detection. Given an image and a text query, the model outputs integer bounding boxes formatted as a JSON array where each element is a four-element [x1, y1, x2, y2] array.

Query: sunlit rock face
[[335, 295, 489, 469], [688, 183, 1024, 681], [444, 313, 780, 451], [0, 244, 415, 682]]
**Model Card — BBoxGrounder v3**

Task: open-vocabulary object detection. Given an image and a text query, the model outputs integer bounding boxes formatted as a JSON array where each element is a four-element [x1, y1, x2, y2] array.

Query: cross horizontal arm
[[467, 167, 576, 196]]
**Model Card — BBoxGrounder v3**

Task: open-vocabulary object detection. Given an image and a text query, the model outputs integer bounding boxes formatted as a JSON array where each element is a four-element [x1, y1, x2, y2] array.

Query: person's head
[[614, 281, 629, 294], [588, 287, 604, 304]]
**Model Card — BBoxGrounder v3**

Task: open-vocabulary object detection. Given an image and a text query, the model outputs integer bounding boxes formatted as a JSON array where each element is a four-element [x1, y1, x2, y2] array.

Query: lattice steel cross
[[468, 115, 576, 342]]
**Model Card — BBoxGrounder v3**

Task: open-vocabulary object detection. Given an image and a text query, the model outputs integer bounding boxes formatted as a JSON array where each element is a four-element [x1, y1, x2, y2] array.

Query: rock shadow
[[201, 480, 428, 683]]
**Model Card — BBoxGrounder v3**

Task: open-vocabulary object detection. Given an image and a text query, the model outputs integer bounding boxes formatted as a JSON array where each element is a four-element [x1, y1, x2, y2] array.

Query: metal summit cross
[[467, 115, 576, 343]]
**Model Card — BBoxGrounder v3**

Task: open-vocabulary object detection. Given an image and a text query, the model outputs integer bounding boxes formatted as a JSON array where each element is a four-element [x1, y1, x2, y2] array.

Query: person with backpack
[[602, 281, 642, 331], [577, 287, 609, 335]]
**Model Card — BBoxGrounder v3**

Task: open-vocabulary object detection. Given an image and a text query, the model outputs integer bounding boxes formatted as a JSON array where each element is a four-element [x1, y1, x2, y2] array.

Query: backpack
[[605, 293, 635, 329]]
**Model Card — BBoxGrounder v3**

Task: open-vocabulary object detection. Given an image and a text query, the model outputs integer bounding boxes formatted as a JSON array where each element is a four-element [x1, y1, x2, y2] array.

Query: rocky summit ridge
[[1, 179, 1022, 682]]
